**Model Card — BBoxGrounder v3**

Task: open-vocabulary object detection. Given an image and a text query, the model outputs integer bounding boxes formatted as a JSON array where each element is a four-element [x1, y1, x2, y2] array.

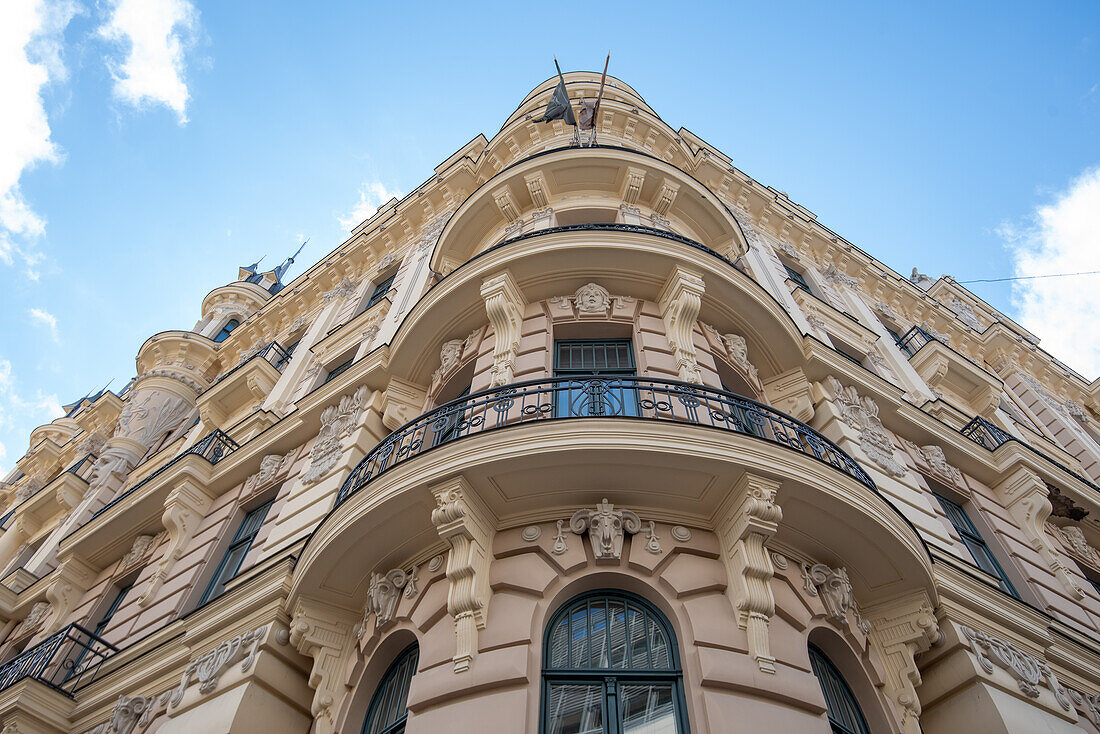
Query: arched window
[[213, 318, 240, 343], [808, 644, 871, 734], [541, 590, 688, 734], [362, 644, 418, 734]]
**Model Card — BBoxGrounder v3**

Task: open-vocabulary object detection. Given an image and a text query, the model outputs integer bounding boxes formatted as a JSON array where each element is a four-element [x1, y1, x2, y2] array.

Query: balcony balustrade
[[960, 416, 1013, 451], [0, 624, 117, 695], [337, 376, 876, 507], [895, 326, 938, 357]]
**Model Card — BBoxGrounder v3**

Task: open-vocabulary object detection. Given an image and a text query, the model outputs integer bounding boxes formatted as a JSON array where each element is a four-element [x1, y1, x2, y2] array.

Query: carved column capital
[[658, 266, 706, 383], [480, 271, 526, 388], [430, 476, 496, 673], [713, 473, 782, 673]]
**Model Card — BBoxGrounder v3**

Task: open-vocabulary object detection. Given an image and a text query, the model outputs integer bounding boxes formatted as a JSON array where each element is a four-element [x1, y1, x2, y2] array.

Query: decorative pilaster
[[430, 476, 496, 673], [137, 480, 216, 606], [864, 591, 942, 734], [995, 466, 1085, 599], [657, 266, 706, 383], [480, 271, 526, 387], [713, 473, 783, 673]]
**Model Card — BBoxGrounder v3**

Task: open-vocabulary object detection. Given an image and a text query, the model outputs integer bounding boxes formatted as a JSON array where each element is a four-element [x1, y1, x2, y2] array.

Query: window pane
[[608, 601, 627, 669], [620, 683, 678, 734], [546, 684, 603, 734], [648, 618, 670, 669], [808, 645, 870, 734], [590, 601, 608, 668], [627, 606, 648, 668], [363, 646, 417, 734], [570, 605, 589, 668]]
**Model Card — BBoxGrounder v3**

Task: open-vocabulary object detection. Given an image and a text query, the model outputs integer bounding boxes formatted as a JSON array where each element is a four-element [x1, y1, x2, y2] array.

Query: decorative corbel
[[381, 377, 428, 432], [523, 172, 550, 209], [622, 167, 646, 205], [289, 598, 357, 734], [653, 180, 680, 216], [995, 466, 1084, 599], [45, 556, 97, 626], [480, 271, 526, 387], [658, 266, 706, 383], [137, 480, 216, 607], [430, 476, 496, 673], [713, 473, 782, 673], [492, 188, 520, 222], [864, 591, 942, 734]]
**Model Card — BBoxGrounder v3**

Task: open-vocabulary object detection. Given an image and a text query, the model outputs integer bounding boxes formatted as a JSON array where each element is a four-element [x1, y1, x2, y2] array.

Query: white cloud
[[98, 0, 199, 124], [1003, 166, 1100, 378], [339, 181, 402, 230], [0, 357, 63, 476], [0, 0, 80, 279], [28, 307, 59, 341]]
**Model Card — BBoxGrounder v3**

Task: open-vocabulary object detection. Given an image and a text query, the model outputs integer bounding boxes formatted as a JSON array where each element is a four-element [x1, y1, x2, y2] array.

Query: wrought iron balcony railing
[[895, 326, 939, 358], [213, 341, 293, 386], [0, 624, 118, 695], [89, 429, 240, 521], [960, 416, 1013, 451], [337, 376, 876, 507]]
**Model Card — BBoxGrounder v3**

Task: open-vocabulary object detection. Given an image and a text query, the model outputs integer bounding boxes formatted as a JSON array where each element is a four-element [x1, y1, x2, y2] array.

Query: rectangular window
[[553, 340, 637, 418], [93, 582, 133, 637], [934, 493, 1019, 598], [784, 264, 811, 293], [200, 499, 274, 605], [324, 356, 354, 384], [366, 273, 396, 310]]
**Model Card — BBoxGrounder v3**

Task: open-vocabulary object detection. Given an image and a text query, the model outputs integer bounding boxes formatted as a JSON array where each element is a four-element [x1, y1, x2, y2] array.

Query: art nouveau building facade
[[3, 73, 1100, 734]]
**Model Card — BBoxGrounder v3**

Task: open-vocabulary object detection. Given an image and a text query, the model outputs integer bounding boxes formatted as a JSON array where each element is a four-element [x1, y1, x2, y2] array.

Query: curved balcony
[[338, 376, 875, 506]]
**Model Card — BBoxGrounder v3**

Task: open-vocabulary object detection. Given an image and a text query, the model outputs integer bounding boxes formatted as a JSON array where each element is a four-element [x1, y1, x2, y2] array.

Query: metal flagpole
[[554, 57, 580, 146], [589, 53, 610, 147]]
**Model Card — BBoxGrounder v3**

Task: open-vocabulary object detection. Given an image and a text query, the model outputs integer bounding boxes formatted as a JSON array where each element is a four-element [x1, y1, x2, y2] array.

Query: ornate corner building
[[2, 73, 1100, 734]]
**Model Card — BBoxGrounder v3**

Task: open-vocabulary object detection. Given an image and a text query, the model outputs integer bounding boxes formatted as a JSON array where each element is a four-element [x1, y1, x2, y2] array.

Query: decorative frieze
[[78, 430, 107, 456], [169, 625, 268, 707], [549, 282, 633, 314], [301, 386, 370, 485], [800, 562, 871, 633], [961, 626, 1072, 710], [570, 499, 644, 561], [825, 376, 908, 477]]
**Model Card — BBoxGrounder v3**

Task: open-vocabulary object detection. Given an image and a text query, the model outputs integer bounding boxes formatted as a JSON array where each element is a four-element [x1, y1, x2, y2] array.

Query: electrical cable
[[958, 270, 1100, 284]]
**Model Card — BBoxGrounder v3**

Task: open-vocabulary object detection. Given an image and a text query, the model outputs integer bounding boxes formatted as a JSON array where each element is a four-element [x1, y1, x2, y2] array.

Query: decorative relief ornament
[[643, 521, 662, 554], [873, 301, 902, 322], [237, 339, 270, 365], [78, 431, 107, 456], [244, 453, 293, 494], [825, 376, 908, 477], [301, 386, 370, 484], [427, 554, 445, 572], [770, 552, 788, 570], [521, 526, 542, 542], [360, 566, 419, 633], [15, 475, 43, 502], [822, 263, 859, 289], [732, 208, 762, 248], [776, 240, 799, 259], [169, 625, 268, 707], [115, 390, 191, 446], [918, 445, 963, 485], [322, 276, 359, 303], [430, 339, 465, 386], [804, 313, 827, 333], [121, 534, 159, 570], [376, 251, 400, 272], [551, 520, 569, 555], [21, 601, 51, 633], [550, 282, 634, 314], [569, 499, 643, 561], [108, 693, 163, 734], [951, 297, 984, 331], [417, 211, 452, 253], [1049, 524, 1100, 568], [920, 321, 950, 344], [961, 626, 1071, 710], [800, 562, 871, 634], [670, 525, 692, 543]]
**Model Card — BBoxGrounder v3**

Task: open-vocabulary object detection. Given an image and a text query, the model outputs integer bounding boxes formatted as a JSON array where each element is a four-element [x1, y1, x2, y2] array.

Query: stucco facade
[[2, 72, 1100, 734]]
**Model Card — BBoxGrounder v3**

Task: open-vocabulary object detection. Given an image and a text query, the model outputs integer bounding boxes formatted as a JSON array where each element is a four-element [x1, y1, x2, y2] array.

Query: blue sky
[[1, 0, 1098, 474]]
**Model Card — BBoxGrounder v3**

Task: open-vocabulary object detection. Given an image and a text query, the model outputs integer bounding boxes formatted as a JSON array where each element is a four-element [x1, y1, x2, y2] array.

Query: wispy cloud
[[28, 307, 59, 341], [0, 357, 63, 476], [0, 0, 81, 280], [98, 0, 199, 124], [1001, 166, 1100, 378], [339, 181, 402, 230]]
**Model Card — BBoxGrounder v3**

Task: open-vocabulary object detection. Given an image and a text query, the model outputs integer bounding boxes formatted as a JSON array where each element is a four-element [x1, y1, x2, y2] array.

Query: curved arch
[[359, 640, 419, 734], [807, 628, 890, 734]]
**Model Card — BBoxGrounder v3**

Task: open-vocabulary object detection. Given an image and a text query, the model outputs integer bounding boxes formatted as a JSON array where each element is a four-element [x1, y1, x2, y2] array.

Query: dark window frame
[[933, 492, 1020, 598], [324, 356, 355, 384], [539, 589, 691, 734], [552, 339, 638, 419], [362, 643, 418, 734], [213, 318, 240, 343], [784, 264, 811, 294], [199, 498, 274, 605], [366, 273, 397, 310], [808, 644, 872, 734]]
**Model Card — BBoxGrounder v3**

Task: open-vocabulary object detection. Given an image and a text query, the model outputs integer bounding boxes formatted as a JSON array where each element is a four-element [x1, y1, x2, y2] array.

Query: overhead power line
[[958, 270, 1100, 284]]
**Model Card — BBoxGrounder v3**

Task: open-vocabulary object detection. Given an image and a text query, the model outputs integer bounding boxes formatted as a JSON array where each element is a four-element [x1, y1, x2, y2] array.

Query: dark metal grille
[[808, 644, 871, 734], [555, 340, 635, 374], [337, 376, 876, 507], [89, 429, 240, 521], [0, 624, 118, 695], [960, 416, 1012, 451], [213, 341, 293, 386], [894, 326, 938, 357]]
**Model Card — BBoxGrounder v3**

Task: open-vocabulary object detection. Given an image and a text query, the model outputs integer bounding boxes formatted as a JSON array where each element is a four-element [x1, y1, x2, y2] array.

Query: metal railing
[[895, 326, 939, 357], [961, 416, 1013, 451], [0, 624, 118, 695], [337, 376, 876, 506], [214, 341, 292, 386], [90, 429, 240, 521]]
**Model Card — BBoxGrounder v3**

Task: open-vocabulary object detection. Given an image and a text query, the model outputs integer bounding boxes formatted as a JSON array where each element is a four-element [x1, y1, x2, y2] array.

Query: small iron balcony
[[337, 376, 876, 507], [960, 416, 1013, 451], [0, 624, 118, 695], [895, 326, 939, 357]]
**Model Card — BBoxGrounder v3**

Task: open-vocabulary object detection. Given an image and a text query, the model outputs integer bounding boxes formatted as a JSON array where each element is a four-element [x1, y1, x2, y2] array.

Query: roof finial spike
[[273, 238, 308, 286]]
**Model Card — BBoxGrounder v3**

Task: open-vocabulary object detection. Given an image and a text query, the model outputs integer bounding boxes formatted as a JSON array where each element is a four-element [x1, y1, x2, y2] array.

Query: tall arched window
[[808, 644, 871, 734], [362, 644, 418, 734], [541, 590, 688, 734], [213, 318, 240, 343]]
